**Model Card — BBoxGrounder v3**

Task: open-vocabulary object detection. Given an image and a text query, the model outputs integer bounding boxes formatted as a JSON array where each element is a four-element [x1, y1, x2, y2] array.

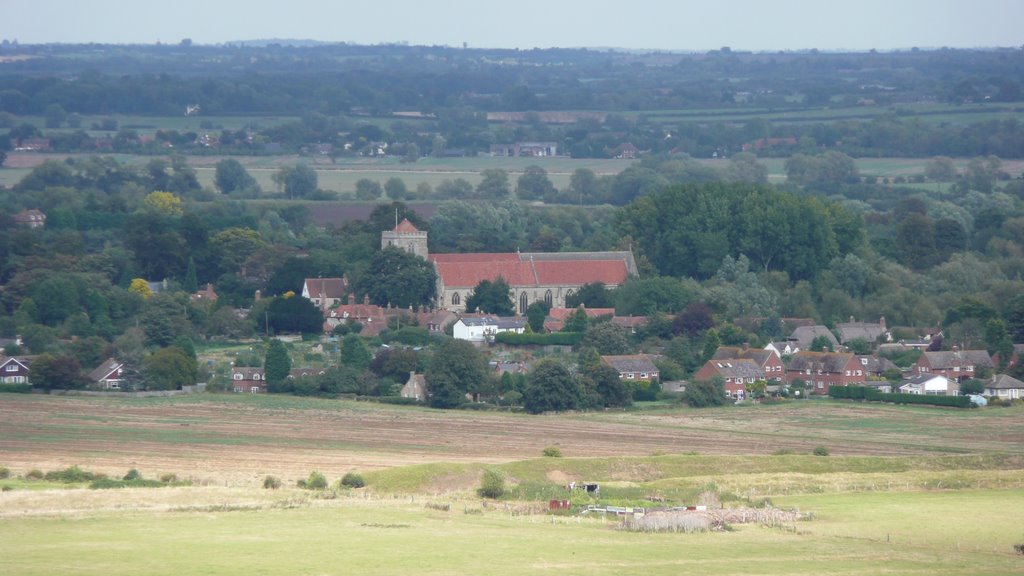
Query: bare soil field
[[1, 395, 1021, 487]]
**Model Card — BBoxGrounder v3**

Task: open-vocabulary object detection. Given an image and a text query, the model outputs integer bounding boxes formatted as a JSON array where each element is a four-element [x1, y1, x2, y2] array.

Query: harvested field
[[1, 395, 1021, 487]]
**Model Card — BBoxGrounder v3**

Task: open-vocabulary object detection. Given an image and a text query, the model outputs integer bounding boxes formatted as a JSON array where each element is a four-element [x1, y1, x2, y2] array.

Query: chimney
[[348, 293, 355, 305], [742, 342, 749, 351], [254, 289, 261, 302], [879, 316, 886, 329]]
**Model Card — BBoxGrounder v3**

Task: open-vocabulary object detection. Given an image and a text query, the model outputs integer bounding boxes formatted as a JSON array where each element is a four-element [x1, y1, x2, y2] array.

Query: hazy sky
[[3, 0, 1022, 51]]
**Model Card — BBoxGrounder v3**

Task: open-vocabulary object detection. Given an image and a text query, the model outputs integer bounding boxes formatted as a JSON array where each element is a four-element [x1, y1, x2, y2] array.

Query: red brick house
[[87, 358, 130, 390], [785, 351, 864, 395], [231, 367, 266, 393], [912, 349, 994, 383], [712, 345, 785, 382], [693, 358, 765, 400]]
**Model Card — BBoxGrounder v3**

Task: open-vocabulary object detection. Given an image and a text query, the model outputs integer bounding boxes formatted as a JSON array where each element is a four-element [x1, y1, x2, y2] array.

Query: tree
[[44, 103, 67, 128], [264, 339, 292, 392], [265, 294, 324, 335], [565, 282, 613, 309], [465, 277, 515, 316], [684, 377, 727, 408], [426, 339, 487, 408], [925, 156, 958, 182], [724, 152, 768, 184], [214, 158, 261, 196], [613, 277, 695, 316], [1006, 294, 1024, 343], [140, 293, 189, 347], [526, 301, 550, 333], [183, 257, 198, 293], [523, 359, 579, 414], [584, 363, 631, 408], [282, 164, 318, 199], [384, 177, 408, 200], [959, 379, 985, 396], [142, 347, 196, 390], [562, 306, 589, 333], [478, 468, 505, 499], [341, 333, 372, 370], [356, 246, 437, 309], [29, 353, 87, 391], [568, 168, 598, 204], [896, 212, 937, 269], [582, 323, 634, 355], [810, 335, 835, 353], [477, 169, 511, 200], [516, 165, 555, 201], [673, 301, 716, 337], [355, 178, 383, 200], [701, 328, 721, 362]]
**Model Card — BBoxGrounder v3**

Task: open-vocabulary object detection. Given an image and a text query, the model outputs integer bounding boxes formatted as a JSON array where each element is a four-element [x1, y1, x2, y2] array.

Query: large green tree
[[29, 353, 88, 391], [265, 295, 324, 334], [356, 246, 437, 309], [143, 347, 196, 390], [523, 359, 579, 414], [465, 277, 515, 316], [214, 158, 261, 196], [264, 339, 292, 392], [425, 339, 487, 408]]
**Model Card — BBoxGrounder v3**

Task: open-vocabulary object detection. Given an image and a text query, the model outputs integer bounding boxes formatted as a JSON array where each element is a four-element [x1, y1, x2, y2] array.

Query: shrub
[[478, 468, 505, 499], [263, 475, 282, 489], [813, 446, 830, 457], [0, 466, 9, 479], [341, 472, 365, 488], [45, 465, 102, 483], [772, 448, 795, 456], [305, 470, 328, 490], [160, 473, 178, 483], [123, 468, 142, 481], [1014, 543, 1024, 555], [25, 469, 44, 480], [542, 446, 563, 458]]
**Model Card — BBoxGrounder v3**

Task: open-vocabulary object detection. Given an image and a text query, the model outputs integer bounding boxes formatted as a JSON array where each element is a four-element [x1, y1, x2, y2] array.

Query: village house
[[898, 374, 956, 396], [302, 277, 349, 309], [785, 351, 865, 395], [13, 209, 46, 228], [855, 354, 900, 379], [712, 345, 785, 382], [789, 325, 841, 352], [912, 349, 994, 382], [489, 142, 558, 157], [692, 358, 764, 400], [983, 374, 1024, 400], [400, 372, 428, 402], [0, 356, 32, 384], [231, 367, 266, 393], [834, 317, 889, 346], [382, 220, 637, 314], [323, 294, 388, 335], [542, 307, 615, 332], [190, 283, 218, 304], [764, 341, 799, 358], [452, 316, 527, 343], [87, 358, 130, 390], [601, 354, 660, 382]]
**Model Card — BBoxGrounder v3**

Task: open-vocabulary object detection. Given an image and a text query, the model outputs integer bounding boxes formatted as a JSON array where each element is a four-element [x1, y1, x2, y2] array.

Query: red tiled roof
[[431, 254, 629, 288], [304, 277, 348, 299], [547, 307, 616, 320], [394, 218, 421, 233]]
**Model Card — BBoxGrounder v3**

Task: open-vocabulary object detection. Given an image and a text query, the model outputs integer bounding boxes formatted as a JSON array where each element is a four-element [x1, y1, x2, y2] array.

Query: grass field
[[1, 394, 1023, 574]]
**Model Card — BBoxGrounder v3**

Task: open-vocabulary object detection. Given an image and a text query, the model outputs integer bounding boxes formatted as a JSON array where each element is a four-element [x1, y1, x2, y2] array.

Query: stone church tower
[[381, 218, 428, 259]]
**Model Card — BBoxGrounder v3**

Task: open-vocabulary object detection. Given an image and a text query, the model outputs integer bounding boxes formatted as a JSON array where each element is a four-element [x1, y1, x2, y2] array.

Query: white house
[[899, 374, 955, 396], [452, 316, 526, 342]]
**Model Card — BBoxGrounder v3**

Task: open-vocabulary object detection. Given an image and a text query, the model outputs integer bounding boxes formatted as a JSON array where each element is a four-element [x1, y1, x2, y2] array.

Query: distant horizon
[[2, 0, 1021, 53]]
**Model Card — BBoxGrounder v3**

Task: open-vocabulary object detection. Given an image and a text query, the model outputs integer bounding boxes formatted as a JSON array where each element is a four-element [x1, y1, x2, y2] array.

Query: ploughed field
[[1, 394, 1021, 486]]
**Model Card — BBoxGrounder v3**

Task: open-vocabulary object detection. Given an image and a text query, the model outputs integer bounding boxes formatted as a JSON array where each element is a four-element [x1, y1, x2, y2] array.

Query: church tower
[[381, 218, 428, 259]]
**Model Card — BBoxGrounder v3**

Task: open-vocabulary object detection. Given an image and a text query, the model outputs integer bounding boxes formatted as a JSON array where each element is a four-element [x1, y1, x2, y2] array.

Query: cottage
[[87, 358, 129, 390], [452, 316, 526, 342], [693, 358, 764, 400], [601, 355, 660, 382], [899, 374, 956, 396], [0, 356, 32, 384], [401, 372, 428, 402], [785, 351, 864, 395], [302, 277, 349, 309], [231, 367, 266, 393], [913, 349, 993, 382], [855, 354, 899, 379], [835, 317, 889, 346]]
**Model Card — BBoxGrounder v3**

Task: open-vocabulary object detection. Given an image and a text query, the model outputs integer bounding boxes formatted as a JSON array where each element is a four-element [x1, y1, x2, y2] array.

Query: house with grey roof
[[983, 374, 1024, 400], [601, 355, 660, 382], [452, 316, 526, 342], [790, 325, 840, 352], [899, 374, 955, 396], [912, 349, 993, 382], [835, 317, 889, 346], [693, 358, 765, 400]]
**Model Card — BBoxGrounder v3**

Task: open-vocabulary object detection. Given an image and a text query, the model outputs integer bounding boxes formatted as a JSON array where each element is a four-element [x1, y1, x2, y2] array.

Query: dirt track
[[1, 395, 1021, 486]]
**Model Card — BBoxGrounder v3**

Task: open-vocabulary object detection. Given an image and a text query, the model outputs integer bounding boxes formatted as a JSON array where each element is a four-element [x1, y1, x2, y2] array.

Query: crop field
[[1, 394, 1023, 574]]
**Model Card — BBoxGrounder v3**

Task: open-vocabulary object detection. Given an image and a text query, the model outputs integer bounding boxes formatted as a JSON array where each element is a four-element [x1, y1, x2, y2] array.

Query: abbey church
[[382, 219, 637, 313]]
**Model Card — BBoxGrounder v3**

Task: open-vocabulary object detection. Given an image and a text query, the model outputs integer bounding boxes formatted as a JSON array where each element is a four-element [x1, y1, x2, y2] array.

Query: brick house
[[231, 367, 266, 393], [785, 351, 864, 395], [912, 349, 994, 383], [693, 358, 764, 400], [712, 345, 785, 382], [87, 358, 129, 390]]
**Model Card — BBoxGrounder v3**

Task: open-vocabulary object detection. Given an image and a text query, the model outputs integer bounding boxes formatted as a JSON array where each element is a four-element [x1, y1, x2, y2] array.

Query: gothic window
[[520, 292, 528, 314], [544, 290, 553, 307]]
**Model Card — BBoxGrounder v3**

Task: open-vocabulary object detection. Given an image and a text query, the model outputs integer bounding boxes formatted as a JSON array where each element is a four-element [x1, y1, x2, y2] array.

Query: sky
[[2, 0, 1022, 52]]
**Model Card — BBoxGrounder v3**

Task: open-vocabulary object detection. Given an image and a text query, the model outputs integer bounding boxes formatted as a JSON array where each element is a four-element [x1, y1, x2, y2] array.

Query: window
[[857, 370, 862, 376], [966, 365, 974, 372], [544, 290, 553, 307], [452, 292, 461, 306], [251, 387, 260, 394], [861, 358, 868, 365], [520, 292, 528, 314], [640, 373, 648, 378], [845, 370, 850, 376], [5, 364, 16, 372], [233, 373, 243, 380]]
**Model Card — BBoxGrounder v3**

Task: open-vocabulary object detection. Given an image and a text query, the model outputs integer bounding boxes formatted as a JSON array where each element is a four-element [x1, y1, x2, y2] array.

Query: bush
[[1014, 543, 1024, 555], [160, 473, 178, 483], [263, 475, 282, 489], [494, 332, 583, 346], [0, 383, 32, 394], [123, 468, 142, 481], [0, 466, 9, 479], [477, 468, 505, 499], [341, 472, 365, 488], [25, 469, 44, 480], [305, 470, 328, 490], [542, 446, 563, 458], [44, 465, 102, 483], [813, 446, 830, 457]]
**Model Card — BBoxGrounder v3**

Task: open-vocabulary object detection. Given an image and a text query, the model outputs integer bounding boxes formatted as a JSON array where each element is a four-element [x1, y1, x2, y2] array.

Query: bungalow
[[693, 358, 764, 400], [401, 371, 428, 402], [0, 356, 32, 384], [912, 349, 994, 382], [785, 351, 864, 395], [87, 358, 129, 390], [601, 354, 660, 382], [899, 374, 955, 396], [712, 345, 784, 382], [452, 316, 526, 343], [231, 367, 266, 393], [983, 374, 1024, 400]]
